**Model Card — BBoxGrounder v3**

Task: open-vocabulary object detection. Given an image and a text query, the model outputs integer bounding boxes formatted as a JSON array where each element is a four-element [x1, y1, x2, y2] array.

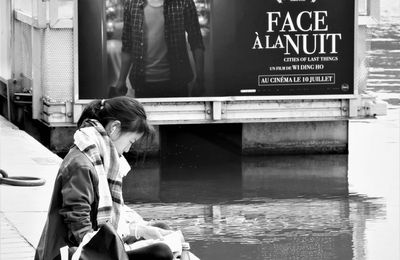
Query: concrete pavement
[[0, 116, 62, 259]]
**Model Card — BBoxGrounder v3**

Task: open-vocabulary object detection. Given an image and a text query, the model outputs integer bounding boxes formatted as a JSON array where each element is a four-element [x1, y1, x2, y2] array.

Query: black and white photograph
[[0, 0, 399, 259]]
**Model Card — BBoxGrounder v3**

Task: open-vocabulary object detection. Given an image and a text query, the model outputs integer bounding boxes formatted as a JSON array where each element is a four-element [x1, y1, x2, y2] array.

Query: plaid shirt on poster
[[122, 0, 205, 85]]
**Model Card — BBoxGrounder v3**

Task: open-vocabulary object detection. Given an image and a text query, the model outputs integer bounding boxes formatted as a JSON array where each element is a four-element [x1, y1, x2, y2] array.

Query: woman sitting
[[35, 97, 174, 260]]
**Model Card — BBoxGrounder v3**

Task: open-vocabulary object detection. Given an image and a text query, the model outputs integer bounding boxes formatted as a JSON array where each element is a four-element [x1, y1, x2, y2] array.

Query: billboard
[[78, 0, 355, 99]]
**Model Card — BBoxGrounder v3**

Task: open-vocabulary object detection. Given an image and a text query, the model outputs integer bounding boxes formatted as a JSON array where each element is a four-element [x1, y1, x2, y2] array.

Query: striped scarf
[[73, 119, 131, 229]]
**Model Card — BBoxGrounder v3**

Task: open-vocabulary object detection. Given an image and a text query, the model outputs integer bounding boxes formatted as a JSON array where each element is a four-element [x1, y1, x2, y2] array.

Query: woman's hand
[[139, 225, 163, 240], [131, 224, 173, 240]]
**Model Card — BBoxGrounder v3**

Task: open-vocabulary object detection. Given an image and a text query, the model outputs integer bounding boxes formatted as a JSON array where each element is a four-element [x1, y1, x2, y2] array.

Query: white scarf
[[74, 119, 131, 229]]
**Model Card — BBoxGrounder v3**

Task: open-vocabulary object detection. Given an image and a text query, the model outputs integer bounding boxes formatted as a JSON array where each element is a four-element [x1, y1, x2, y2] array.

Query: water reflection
[[123, 153, 385, 260], [242, 155, 348, 198]]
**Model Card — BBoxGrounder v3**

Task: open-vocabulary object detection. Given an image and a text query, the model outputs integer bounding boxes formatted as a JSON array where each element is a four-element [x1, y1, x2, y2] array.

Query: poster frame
[[73, 0, 359, 104]]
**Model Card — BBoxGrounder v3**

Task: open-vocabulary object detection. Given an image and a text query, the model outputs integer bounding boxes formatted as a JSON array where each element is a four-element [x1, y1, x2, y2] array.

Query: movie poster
[[79, 0, 355, 99]]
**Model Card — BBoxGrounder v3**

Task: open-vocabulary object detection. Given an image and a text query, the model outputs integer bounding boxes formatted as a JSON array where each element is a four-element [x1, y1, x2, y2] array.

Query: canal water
[[123, 2, 400, 259]]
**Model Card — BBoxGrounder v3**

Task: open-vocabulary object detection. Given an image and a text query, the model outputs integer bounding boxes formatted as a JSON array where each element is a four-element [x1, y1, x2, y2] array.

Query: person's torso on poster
[[144, 0, 171, 83]]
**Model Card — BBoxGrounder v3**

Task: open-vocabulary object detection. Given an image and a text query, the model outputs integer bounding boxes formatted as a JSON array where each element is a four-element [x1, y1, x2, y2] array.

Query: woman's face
[[106, 120, 144, 155], [112, 131, 144, 155]]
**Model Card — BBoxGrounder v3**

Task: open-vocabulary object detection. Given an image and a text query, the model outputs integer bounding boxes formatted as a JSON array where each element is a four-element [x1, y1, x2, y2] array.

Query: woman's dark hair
[[77, 97, 155, 145]]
